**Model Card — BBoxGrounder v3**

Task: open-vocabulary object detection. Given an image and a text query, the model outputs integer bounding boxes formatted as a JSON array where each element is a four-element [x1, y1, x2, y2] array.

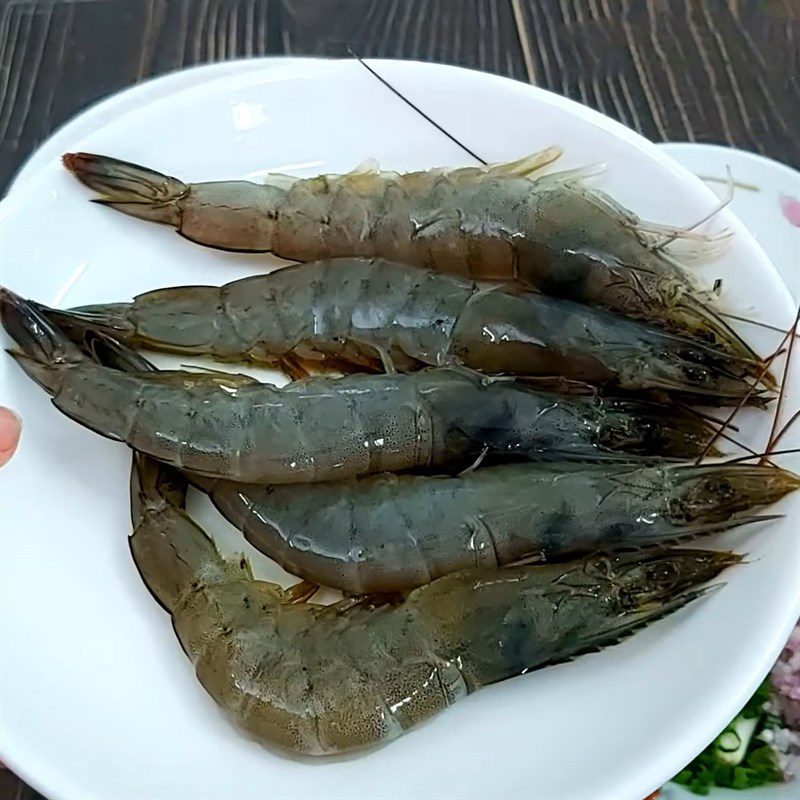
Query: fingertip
[[0, 406, 22, 467]]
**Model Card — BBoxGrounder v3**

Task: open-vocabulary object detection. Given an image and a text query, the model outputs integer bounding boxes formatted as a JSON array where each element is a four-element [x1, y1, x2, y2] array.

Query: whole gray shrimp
[[39, 257, 768, 396], [131, 451, 739, 755], [194, 461, 798, 593], [1, 290, 724, 484], [62, 149, 757, 366]]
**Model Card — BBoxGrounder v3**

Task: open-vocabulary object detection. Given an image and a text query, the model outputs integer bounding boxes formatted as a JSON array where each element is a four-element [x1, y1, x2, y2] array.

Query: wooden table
[[0, 0, 798, 796]]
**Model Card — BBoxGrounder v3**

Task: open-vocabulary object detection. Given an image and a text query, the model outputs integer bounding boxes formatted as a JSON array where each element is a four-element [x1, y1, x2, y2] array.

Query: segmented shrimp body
[[63, 150, 756, 363], [2, 290, 730, 483], [195, 461, 797, 593], [35, 260, 767, 405], [131, 452, 738, 755]]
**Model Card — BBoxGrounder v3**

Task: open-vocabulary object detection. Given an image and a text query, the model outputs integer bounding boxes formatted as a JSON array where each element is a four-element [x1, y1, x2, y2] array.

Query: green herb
[[672, 679, 785, 794]]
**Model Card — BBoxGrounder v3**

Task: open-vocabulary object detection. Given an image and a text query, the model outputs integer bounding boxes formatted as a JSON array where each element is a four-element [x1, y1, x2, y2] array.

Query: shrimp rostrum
[[131, 451, 740, 755], [195, 461, 798, 594], [40, 257, 769, 401], [63, 149, 757, 364], [1, 289, 736, 485]]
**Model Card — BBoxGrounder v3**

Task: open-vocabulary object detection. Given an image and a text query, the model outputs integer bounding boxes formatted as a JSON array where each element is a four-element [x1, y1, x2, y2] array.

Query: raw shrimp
[[194, 461, 797, 593], [62, 150, 757, 365], [40, 257, 768, 396], [131, 451, 739, 755], [1, 290, 728, 483]]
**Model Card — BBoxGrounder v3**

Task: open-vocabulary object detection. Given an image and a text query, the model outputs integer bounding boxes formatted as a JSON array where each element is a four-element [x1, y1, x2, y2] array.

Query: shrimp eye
[[706, 477, 733, 500], [684, 365, 709, 385], [647, 562, 678, 584]]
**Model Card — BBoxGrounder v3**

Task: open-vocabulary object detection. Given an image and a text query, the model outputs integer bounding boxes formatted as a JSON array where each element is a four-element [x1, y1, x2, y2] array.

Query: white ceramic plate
[[5, 58, 305, 194], [1, 59, 798, 800]]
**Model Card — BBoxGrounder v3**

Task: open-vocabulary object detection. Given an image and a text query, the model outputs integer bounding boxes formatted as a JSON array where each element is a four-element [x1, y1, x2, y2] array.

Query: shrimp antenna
[[694, 343, 787, 466], [348, 46, 488, 165], [675, 402, 741, 433], [652, 165, 734, 252], [760, 302, 800, 465], [721, 448, 800, 466], [769, 408, 800, 453], [714, 430, 764, 460], [720, 312, 800, 338], [674, 401, 767, 457]]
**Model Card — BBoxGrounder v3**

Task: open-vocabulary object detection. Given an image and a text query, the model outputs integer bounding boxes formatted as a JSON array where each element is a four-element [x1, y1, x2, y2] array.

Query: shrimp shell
[[36, 259, 767, 405], [62, 149, 760, 366], [194, 461, 798, 593], [1, 290, 728, 484], [131, 451, 739, 755]]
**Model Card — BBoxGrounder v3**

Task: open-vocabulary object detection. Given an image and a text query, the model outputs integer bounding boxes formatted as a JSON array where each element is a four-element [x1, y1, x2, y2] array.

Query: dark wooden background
[[0, 0, 798, 796]]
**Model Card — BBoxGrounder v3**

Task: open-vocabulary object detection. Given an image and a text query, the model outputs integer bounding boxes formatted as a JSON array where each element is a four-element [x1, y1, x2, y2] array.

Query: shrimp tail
[[0, 289, 168, 445], [130, 452, 228, 613], [130, 452, 253, 620], [1, 287, 154, 384], [130, 449, 188, 523], [34, 302, 137, 344], [83, 329, 156, 373], [0, 287, 84, 393], [62, 152, 185, 226]]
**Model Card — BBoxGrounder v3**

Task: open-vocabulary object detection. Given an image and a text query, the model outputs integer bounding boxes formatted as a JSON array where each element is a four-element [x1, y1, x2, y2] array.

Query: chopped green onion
[[716, 731, 741, 754], [670, 679, 788, 794], [716, 717, 757, 765]]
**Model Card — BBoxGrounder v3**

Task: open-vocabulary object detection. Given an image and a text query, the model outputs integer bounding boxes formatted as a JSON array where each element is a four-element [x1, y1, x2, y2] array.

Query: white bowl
[[0, 58, 798, 800]]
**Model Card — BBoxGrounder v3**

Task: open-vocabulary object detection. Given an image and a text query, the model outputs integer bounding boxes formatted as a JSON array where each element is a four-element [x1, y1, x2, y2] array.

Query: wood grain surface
[[1, 0, 799, 192], [0, 0, 798, 798]]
